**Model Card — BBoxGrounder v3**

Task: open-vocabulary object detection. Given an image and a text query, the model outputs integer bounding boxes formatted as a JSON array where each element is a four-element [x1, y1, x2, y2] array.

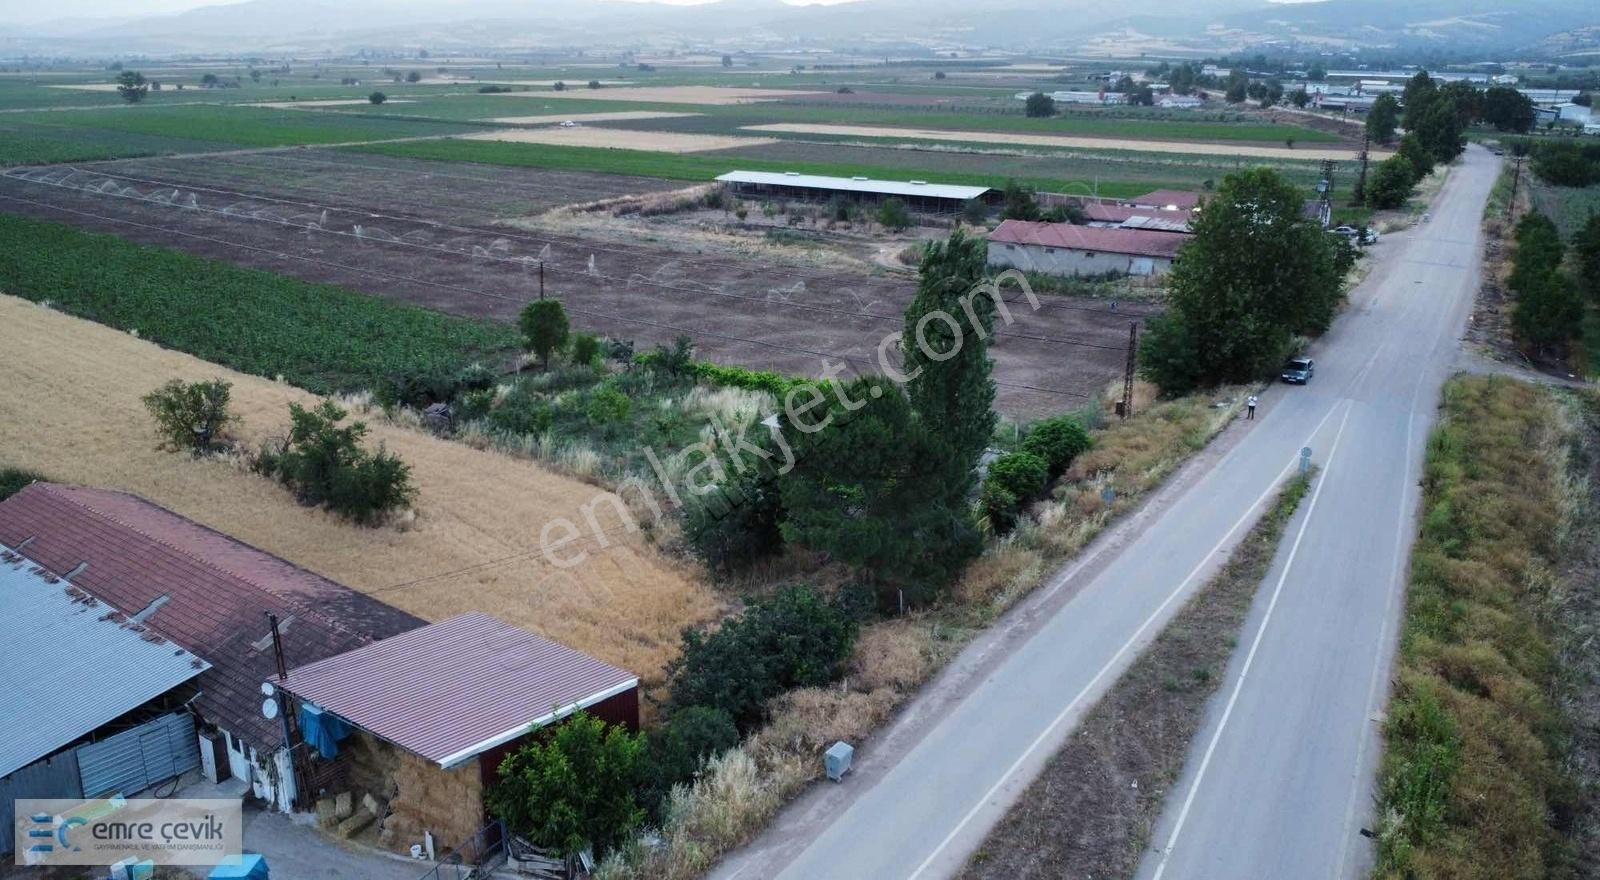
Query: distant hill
[[4, 0, 1594, 57]]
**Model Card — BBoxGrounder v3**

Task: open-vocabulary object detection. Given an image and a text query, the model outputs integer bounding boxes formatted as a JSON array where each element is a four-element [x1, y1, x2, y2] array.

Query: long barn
[[715, 170, 992, 214]]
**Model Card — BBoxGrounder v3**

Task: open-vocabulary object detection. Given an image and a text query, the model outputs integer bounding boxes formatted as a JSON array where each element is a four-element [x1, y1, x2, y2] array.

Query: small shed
[[276, 612, 639, 854]]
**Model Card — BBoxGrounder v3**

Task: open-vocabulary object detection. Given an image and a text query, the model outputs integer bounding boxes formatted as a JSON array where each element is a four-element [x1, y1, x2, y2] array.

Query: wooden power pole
[[1119, 322, 1138, 419]]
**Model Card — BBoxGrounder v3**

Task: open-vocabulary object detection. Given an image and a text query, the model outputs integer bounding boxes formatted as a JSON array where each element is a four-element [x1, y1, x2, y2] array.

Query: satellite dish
[[262, 698, 279, 720], [261, 681, 276, 697]]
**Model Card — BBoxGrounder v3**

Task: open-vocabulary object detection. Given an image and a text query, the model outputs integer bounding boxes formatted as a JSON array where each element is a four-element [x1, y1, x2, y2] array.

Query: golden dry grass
[[484, 110, 702, 125], [0, 295, 722, 699], [460, 127, 775, 153], [490, 86, 825, 105], [742, 123, 1386, 161]]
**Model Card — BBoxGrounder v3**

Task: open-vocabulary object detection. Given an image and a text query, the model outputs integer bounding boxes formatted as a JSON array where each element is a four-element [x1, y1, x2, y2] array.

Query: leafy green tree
[[1412, 95, 1465, 165], [682, 463, 785, 572], [902, 229, 995, 506], [721, 54, 733, 68], [1308, 63, 1326, 82], [779, 378, 982, 602], [142, 378, 234, 453], [1438, 80, 1483, 129], [1225, 76, 1248, 104], [1366, 156, 1418, 210], [667, 587, 857, 731], [1513, 271, 1584, 358], [1170, 63, 1196, 96], [1140, 169, 1346, 395], [961, 199, 989, 225], [1574, 214, 1600, 301], [1000, 179, 1040, 221], [586, 384, 631, 428], [116, 70, 148, 103], [877, 196, 912, 230], [488, 712, 644, 859], [367, 91, 386, 104], [1482, 86, 1535, 133], [405, 70, 421, 83], [519, 299, 570, 370], [1366, 94, 1400, 145], [1290, 88, 1310, 108], [1396, 132, 1434, 178], [1024, 91, 1055, 118], [254, 401, 415, 524], [1021, 414, 1092, 475], [1401, 70, 1436, 113]]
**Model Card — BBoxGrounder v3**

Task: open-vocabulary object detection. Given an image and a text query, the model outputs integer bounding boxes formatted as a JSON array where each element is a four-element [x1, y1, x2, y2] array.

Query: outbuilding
[[715, 170, 992, 214], [986, 220, 1187, 277], [0, 483, 424, 815], [275, 611, 640, 856]]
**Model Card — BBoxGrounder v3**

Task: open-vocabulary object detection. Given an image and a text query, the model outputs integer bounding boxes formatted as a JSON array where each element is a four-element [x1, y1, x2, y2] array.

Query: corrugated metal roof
[[0, 545, 208, 778], [279, 612, 638, 767], [0, 484, 424, 750], [716, 170, 990, 201], [988, 220, 1189, 259], [1127, 189, 1203, 211]]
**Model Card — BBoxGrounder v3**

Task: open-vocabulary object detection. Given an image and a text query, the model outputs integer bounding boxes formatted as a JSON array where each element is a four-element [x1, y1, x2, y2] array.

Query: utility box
[[825, 741, 854, 782]]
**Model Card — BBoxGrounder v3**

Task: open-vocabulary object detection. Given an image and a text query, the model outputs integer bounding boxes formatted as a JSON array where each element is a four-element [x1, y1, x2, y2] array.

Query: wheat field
[[0, 295, 722, 698]]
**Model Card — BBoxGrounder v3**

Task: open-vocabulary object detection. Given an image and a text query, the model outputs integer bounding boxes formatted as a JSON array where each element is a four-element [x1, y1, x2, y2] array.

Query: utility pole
[[267, 612, 309, 810], [539, 259, 545, 300], [1119, 322, 1138, 420], [1317, 158, 1335, 226], [1351, 135, 1370, 208]]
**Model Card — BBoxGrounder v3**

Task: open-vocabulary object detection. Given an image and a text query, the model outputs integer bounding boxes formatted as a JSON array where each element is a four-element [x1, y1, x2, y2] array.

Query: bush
[[487, 387, 553, 435], [142, 378, 235, 453], [375, 363, 493, 410], [254, 401, 415, 525], [1366, 156, 1417, 210], [667, 587, 857, 732], [1021, 415, 1092, 475], [571, 332, 602, 367], [635, 706, 741, 820], [0, 467, 45, 502], [489, 711, 644, 859], [477, 84, 512, 93], [368, 91, 386, 104], [962, 199, 989, 225], [980, 480, 1021, 534], [587, 384, 632, 428], [1024, 91, 1055, 118], [986, 451, 1049, 500], [682, 467, 785, 572], [648, 335, 696, 377], [877, 197, 912, 231]]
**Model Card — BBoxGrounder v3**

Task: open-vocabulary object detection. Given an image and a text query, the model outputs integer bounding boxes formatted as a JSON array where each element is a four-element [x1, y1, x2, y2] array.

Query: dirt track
[[0, 151, 1155, 416]]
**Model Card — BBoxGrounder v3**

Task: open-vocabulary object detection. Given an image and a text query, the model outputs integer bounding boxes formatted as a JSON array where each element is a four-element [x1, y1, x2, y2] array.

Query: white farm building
[[986, 220, 1187, 277]]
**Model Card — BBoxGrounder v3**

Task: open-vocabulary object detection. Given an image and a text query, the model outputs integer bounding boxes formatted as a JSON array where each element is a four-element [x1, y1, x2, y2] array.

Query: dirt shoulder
[[958, 471, 1311, 879]]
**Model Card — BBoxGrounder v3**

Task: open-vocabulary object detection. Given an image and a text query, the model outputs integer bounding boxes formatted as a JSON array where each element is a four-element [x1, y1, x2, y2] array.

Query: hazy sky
[[3, 0, 869, 26]]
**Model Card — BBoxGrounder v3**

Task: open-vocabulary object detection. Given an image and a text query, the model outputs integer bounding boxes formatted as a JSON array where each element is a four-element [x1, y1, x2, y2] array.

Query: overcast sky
[[3, 0, 881, 26]]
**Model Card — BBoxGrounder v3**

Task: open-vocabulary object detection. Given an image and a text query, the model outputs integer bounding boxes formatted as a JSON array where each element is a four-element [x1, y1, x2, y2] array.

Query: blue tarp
[[298, 703, 351, 760], [207, 853, 268, 879]]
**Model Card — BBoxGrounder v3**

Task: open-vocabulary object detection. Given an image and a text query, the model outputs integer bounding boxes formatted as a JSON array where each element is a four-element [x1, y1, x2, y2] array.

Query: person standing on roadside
[[1247, 394, 1258, 420]]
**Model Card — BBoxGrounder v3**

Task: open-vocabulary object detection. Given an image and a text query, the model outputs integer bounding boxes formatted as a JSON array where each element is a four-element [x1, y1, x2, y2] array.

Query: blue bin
[[207, 853, 268, 880]]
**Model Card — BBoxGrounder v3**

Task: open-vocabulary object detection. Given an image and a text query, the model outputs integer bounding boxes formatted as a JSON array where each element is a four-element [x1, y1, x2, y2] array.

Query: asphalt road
[[710, 144, 1499, 880], [1137, 145, 1498, 880]]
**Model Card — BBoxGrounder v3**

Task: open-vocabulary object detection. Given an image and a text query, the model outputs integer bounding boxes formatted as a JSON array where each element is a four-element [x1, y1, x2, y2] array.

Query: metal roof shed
[[0, 546, 208, 779], [277, 612, 639, 769], [715, 170, 991, 212]]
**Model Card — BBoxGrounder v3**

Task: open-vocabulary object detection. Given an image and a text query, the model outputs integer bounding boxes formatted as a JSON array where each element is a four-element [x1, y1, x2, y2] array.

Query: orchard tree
[[1025, 91, 1055, 118], [116, 70, 148, 103], [1140, 169, 1347, 394], [519, 298, 570, 370], [487, 712, 643, 859], [1366, 94, 1400, 145]]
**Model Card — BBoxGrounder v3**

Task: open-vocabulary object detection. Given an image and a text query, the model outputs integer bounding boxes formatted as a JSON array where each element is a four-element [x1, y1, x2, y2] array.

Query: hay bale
[[315, 798, 339, 828], [334, 791, 354, 820], [335, 810, 374, 839]]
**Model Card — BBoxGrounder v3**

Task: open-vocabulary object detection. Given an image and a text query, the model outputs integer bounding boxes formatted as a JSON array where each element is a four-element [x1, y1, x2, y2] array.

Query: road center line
[[1149, 403, 1356, 880], [904, 400, 1353, 880]]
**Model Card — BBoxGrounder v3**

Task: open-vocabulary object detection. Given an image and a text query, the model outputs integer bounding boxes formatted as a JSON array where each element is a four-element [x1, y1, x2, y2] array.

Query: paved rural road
[[711, 144, 1499, 880]]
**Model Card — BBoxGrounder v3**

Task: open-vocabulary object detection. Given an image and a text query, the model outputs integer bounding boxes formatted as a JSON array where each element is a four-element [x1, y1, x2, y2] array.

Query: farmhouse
[[0, 483, 424, 814], [0, 547, 210, 853], [1125, 189, 1202, 212], [275, 611, 639, 855], [1158, 94, 1203, 109], [986, 220, 1187, 277], [715, 170, 991, 214]]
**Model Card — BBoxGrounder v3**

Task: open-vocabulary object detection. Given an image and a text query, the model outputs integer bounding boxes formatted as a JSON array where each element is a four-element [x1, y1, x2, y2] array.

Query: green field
[[347, 138, 1178, 199], [0, 213, 518, 393], [0, 104, 479, 165]]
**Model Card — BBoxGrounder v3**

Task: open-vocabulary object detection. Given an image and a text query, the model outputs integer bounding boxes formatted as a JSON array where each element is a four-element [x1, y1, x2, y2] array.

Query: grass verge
[[1373, 375, 1586, 878], [596, 383, 1244, 880], [960, 469, 1311, 878], [0, 214, 519, 394]]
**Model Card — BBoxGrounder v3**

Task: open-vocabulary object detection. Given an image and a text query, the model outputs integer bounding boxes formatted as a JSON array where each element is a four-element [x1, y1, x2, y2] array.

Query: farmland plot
[[0, 153, 1153, 415]]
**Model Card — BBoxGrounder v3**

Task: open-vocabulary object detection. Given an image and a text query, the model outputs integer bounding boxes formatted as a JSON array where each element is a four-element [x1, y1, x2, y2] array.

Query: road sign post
[[1300, 446, 1312, 474]]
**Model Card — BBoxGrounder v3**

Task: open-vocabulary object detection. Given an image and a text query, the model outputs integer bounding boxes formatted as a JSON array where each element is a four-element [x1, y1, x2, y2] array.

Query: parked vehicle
[[1330, 225, 1378, 245], [1280, 357, 1315, 384]]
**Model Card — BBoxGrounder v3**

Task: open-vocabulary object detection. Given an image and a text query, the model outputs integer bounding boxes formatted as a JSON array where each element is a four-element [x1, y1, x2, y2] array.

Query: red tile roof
[[988, 220, 1189, 259], [1128, 189, 1203, 210], [0, 484, 424, 749], [279, 612, 638, 767], [1081, 202, 1196, 225]]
